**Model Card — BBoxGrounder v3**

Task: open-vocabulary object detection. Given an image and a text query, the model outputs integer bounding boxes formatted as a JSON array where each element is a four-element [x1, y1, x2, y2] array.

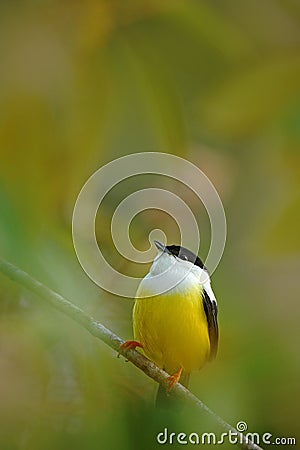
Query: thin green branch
[[0, 258, 262, 450]]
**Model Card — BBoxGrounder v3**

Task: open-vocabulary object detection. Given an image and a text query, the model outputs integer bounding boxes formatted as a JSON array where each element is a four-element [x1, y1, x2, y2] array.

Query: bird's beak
[[154, 240, 169, 254]]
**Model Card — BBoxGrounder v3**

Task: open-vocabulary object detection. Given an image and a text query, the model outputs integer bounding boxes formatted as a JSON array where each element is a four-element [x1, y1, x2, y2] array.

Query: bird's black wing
[[202, 289, 219, 360]]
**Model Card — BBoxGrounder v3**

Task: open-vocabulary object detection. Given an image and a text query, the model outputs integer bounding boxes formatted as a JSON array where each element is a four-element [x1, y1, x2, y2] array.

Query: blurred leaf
[[198, 54, 300, 140], [167, 1, 256, 60], [262, 195, 300, 254]]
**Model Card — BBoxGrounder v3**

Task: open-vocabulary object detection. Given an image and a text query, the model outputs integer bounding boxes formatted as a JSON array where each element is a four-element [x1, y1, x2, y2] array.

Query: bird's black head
[[154, 241, 206, 270]]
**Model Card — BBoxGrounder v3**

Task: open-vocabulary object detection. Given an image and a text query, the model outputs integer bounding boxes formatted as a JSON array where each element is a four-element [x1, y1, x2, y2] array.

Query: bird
[[120, 240, 219, 405]]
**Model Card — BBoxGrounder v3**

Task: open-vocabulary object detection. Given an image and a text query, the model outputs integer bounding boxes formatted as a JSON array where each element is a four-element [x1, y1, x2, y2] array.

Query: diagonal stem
[[0, 258, 263, 450]]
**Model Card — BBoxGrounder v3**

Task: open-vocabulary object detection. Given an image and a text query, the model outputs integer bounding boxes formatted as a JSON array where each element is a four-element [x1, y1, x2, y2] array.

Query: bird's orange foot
[[164, 367, 183, 393], [118, 340, 143, 358]]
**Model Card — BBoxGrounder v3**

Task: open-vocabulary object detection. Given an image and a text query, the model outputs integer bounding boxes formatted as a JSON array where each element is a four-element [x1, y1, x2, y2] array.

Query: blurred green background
[[0, 1, 300, 449]]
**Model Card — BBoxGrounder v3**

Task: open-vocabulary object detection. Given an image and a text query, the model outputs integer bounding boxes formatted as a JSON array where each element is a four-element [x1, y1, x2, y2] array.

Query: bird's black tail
[[155, 373, 190, 409]]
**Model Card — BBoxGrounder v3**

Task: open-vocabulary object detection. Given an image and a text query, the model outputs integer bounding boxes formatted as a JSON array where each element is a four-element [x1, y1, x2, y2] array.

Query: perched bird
[[120, 240, 219, 404]]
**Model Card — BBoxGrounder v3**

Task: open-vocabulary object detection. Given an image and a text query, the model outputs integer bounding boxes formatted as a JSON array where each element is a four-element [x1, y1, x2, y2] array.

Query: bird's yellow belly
[[133, 288, 210, 374]]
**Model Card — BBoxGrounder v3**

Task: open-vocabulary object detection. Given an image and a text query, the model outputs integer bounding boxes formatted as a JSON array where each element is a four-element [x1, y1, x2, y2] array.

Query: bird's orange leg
[[164, 367, 183, 392], [118, 340, 143, 358]]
